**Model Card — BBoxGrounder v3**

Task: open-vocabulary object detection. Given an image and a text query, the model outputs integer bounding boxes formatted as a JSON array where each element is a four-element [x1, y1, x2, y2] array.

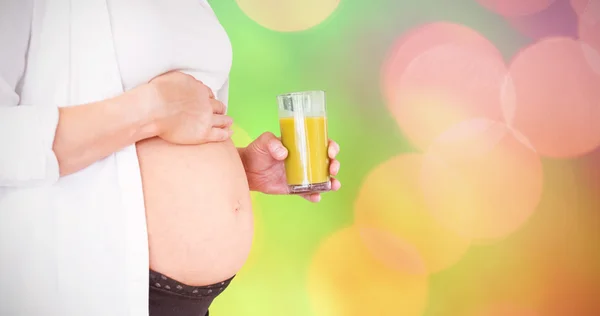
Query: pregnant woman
[[0, 1, 340, 316]]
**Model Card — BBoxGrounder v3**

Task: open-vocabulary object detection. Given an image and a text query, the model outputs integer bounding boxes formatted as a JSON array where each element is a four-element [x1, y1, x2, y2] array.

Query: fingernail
[[275, 146, 286, 157]]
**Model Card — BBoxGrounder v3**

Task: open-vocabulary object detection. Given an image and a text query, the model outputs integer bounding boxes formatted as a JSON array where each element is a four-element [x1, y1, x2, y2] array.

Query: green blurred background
[[207, 0, 600, 315]]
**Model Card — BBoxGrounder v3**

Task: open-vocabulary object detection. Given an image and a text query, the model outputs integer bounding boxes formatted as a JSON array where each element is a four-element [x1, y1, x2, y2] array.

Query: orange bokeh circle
[[307, 226, 428, 316], [472, 303, 539, 316], [420, 118, 543, 241], [506, 37, 600, 158], [354, 154, 471, 275]]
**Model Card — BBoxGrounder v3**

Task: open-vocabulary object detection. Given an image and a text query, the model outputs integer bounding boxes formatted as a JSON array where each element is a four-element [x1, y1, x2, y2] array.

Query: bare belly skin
[[137, 137, 254, 286]]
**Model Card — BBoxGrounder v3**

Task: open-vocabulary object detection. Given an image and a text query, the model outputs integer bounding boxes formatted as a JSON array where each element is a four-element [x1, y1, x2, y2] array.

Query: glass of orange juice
[[277, 91, 331, 194]]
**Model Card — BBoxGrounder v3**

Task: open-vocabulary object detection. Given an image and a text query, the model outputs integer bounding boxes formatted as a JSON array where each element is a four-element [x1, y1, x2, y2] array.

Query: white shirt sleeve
[[0, 0, 60, 187], [217, 78, 230, 112]]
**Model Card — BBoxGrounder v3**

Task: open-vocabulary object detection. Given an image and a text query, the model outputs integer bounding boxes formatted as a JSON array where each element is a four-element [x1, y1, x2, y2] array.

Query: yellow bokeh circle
[[307, 226, 428, 316], [235, 0, 341, 32], [231, 123, 254, 147], [354, 153, 471, 275], [420, 119, 543, 241]]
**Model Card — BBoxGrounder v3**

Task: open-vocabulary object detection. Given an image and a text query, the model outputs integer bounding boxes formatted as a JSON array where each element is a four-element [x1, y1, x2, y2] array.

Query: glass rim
[[277, 90, 326, 98]]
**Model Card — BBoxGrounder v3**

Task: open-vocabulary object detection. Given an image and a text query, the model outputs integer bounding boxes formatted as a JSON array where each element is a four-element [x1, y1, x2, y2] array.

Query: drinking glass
[[277, 91, 331, 194]]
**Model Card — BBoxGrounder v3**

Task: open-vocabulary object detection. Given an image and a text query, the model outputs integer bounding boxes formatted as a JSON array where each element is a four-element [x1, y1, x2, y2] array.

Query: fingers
[[187, 75, 214, 98], [328, 140, 340, 159], [329, 159, 340, 176], [192, 78, 214, 99], [330, 177, 341, 191], [212, 114, 233, 128], [210, 99, 226, 115], [206, 85, 215, 99], [268, 138, 288, 160], [299, 142, 340, 202], [206, 127, 233, 142], [300, 177, 341, 202], [301, 193, 321, 203]]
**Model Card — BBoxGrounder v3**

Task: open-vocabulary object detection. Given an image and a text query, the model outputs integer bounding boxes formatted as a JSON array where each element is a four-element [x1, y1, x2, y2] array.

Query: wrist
[[117, 84, 161, 141]]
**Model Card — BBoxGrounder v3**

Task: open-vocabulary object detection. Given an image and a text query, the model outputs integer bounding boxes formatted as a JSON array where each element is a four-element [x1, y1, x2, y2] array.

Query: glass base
[[288, 181, 331, 194]]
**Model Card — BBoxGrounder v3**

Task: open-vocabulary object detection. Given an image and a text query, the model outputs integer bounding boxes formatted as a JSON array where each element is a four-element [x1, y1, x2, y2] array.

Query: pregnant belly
[[136, 137, 254, 286]]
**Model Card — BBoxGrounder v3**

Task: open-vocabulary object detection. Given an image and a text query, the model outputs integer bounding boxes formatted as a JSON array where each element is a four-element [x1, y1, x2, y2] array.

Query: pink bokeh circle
[[382, 22, 510, 150], [506, 37, 600, 158], [476, 0, 556, 17]]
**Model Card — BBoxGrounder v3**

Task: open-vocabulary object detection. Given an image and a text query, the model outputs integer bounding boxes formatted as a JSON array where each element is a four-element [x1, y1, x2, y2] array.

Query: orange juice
[[279, 116, 329, 186]]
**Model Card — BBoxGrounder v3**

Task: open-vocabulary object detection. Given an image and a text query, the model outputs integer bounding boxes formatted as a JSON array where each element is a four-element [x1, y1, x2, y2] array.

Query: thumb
[[254, 132, 288, 160], [268, 140, 288, 160]]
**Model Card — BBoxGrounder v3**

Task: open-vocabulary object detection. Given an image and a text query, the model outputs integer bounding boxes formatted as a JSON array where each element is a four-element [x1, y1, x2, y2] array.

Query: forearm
[[53, 85, 158, 176]]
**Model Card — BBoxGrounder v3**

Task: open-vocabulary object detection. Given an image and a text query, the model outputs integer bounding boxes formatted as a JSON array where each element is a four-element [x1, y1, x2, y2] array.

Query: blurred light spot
[[211, 254, 310, 315], [358, 227, 427, 274], [577, 1, 600, 73], [231, 123, 253, 147], [473, 303, 539, 316], [506, 0, 579, 40], [209, 270, 266, 315], [539, 268, 600, 316], [574, 146, 600, 192], [571, 0, 600, 23], [382, 22, 502, 109], [235, 0, 340, 32], [307, 226, 428, 316], [390, 41, 509, 150], [507, 37, 600, 158], [420, 118, 543, 241], [354, 154, 471, 275], [476, 0, 555, 17], [501, 76, 517, 126], [581, 42, 600, 75]]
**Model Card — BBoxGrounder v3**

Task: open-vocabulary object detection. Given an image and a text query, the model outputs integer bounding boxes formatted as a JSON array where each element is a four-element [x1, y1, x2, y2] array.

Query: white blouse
[[0, 0, 232, 315]]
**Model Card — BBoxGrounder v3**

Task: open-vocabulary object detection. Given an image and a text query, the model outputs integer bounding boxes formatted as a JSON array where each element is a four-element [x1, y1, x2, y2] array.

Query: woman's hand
[[148, 71, 233, 145], [45, 71, 232, 178], [240, 132, 341, 202]]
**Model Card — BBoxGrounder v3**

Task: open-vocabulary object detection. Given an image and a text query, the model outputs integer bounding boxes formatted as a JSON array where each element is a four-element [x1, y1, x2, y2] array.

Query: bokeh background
[[208, 0, 600, 315]]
